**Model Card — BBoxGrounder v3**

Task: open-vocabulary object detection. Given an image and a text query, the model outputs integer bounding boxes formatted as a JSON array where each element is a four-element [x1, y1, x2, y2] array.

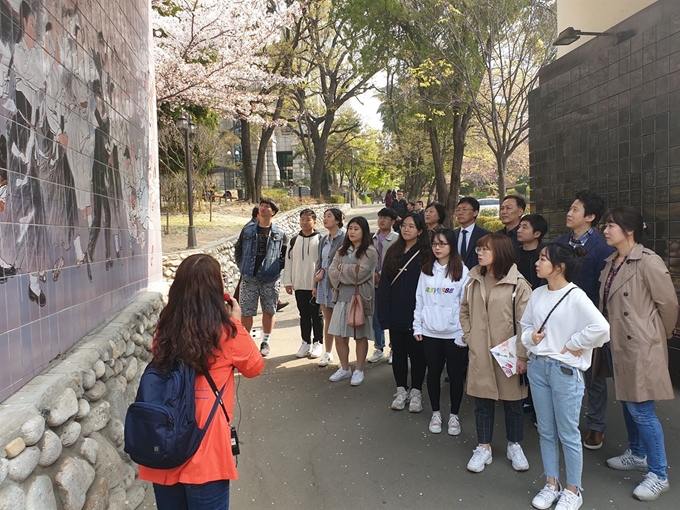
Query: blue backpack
[[124, 362, 225, 469]]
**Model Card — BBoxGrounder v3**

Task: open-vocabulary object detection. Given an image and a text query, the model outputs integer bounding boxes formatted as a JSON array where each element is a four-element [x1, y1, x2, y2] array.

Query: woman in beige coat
[[599, 207, 678, 502], [460, 233, 532, 474], [327, 216, 378, 387]]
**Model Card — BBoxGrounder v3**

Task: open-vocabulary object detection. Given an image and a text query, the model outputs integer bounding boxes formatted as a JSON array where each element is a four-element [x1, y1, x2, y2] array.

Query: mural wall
[[0, 0, 161, 402]]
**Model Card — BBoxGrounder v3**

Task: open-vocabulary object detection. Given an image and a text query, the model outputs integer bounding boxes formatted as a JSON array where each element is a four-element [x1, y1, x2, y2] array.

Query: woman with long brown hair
[[138, 254, 264, 510]]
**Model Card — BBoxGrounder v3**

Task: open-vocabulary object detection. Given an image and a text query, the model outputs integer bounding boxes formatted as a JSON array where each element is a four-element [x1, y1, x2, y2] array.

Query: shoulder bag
[[391, 250, 421, 286], [347, 265, 365, 330]]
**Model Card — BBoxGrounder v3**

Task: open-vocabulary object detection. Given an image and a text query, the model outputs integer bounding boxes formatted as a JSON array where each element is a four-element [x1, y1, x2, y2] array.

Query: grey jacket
[[313, 229, 346, 288]]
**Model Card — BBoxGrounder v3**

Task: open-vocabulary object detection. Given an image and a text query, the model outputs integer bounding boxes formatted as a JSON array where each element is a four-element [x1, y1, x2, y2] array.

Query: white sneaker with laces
[[388, 351, 393, 364], [318, 352, 334, 367], [606, 449, 648, 471], [391, 387, 408, 410], [350, 370, 365, 386], [633, 472, 670, 501], [329, 367, 352, 382], [295, 342, 311, 358], [507, 442, 530, 471], [555, 488, 582, 510], [367, 349, 384, 363], [310, 342, 323, 358], [467, 446, 493, 473], [532, 483, 561, 510], [408, 389, 423, 413], [447, 414, 461, 436], [428, 412, 443, 434]]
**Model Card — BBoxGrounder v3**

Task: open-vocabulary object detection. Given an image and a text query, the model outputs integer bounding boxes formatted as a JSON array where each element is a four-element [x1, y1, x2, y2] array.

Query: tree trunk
[[444, 108, 472, 228], [241, 120, 256, 202], [496, 152, 508, 200], [425, 120, 447, 206], [254, 129, 273, 202]]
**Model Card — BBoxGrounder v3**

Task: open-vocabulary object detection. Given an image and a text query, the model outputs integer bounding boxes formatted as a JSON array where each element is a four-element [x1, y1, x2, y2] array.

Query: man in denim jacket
[[235, 198, 288, 356]]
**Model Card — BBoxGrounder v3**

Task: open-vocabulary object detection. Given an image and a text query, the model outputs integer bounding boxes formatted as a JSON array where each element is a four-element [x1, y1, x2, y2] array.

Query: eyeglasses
[[455, 208, 473, 213], [475, 247, 491, 254], [431, 242, 449, 248]]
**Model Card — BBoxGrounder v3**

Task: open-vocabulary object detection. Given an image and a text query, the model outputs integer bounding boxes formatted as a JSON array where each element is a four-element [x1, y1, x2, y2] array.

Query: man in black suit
[[453, 197, 491, 269]]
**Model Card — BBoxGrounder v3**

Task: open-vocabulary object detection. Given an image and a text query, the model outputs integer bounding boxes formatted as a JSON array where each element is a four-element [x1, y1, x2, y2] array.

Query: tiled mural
[[0, 0, 160, 402], [528, 0, 680, 368]]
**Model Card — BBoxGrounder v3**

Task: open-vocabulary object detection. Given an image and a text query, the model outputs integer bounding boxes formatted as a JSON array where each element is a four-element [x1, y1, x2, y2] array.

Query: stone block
[[130, 333, 143, 346], [82, 370, 96, 390], [60, 421, 82, 447], [21, 415, 46, 446], [121, 463, 136, 490], [0, 458, 7, 485], [91, 431, 124, 490], [84, 381, 107, 402], [104, 377, 127, 422], [80, 401, 111, 437], [38, 430, 63, 467], [83, 477, 109, 510], [113, 358, 124, 376], [109, 339, 122, 360], [124, 340, 136, 357], [5, 436, 26, 458], [92, 360, 106, 379], [0, 485, 25, 510], [26, 475, 58, 510], [55, 457, 96, 510], [48, 388, 79, 426], [102, 366, 114, 382], [108, 487, 126, 510], [121, 329, 131, 341], [124, 481, 146, 510], [76, 399, 90, 420], [8, 446, 40, 482], [106, 418, 125, 447], [80, 437, 99, 464], [122, 358, 138, 382]]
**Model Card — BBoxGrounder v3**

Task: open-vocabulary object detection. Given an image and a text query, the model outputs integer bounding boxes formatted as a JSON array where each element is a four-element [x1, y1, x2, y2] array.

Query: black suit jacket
[[454, 224, 491, 269]]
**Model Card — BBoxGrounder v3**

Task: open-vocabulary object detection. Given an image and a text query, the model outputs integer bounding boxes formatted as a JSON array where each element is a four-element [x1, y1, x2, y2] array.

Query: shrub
[[272, 180, 285, 189], [330, 195, 346, 204], [477, 216, 504, 232], [360, 194, 371, 204], [479, 208, 498, 217]]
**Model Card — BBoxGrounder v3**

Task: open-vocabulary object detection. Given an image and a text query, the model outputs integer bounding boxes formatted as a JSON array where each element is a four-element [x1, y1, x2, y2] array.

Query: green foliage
[[476, 216, 503, 232], [479, 208, 498, 218], [272, 180, 285, 189], [359, 194, 371, 204], [330, 195, 346, 204]]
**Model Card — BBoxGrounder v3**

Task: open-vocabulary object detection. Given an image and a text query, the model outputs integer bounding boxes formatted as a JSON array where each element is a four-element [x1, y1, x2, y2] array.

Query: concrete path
[[143, 204, 680, 509]]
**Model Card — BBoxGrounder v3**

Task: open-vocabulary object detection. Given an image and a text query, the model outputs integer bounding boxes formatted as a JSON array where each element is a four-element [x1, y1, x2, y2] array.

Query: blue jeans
[[372, 297, 385, 350], [621, 400, 668, 479], [528, 355, 585, 488], [153, 480, 230, 510]]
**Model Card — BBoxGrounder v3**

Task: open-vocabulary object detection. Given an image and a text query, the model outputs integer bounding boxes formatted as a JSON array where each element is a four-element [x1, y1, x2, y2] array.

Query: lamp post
[[176, 114, 197, 249]]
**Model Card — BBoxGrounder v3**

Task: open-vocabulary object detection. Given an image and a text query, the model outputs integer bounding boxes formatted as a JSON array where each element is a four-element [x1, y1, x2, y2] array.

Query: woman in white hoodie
[[520, 242, 610, 510], [413, 229, 469, 436]]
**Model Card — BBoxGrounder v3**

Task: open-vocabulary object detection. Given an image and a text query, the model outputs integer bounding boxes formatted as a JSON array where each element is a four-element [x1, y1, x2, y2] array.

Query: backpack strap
[[204, 370, 231, 425]]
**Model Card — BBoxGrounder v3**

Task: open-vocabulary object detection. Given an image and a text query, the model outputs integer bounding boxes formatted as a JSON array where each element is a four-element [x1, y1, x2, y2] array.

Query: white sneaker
[[310, 342, 323, 358], [350, 370, 365, 386], [532, 483, 561, 510], [391, 387, 408, 410], [295, 342, 311, 358], [447, 414, 461, 436], [507, 442, 530, 471], [555, 488, 582, 510], [428, 412, 443, 434], [467, 446, 492, 473], [633, 472, 670, 501], [329, 367, 352, 382], [318, 352, 334, 367], [606, 449, 648, 471], [388, 351, 393, 364], [408, 389, 423, 413], [367, 349, 384, 363]]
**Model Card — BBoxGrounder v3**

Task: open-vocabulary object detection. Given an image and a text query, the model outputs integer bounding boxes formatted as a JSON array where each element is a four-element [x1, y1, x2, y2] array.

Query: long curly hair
[[152, 254, 237, 375]]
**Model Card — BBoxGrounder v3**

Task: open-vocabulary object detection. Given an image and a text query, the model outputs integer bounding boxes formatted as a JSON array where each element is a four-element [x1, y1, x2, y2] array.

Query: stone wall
[[0, 292, 163, 510], [161, 204, 351, 288]]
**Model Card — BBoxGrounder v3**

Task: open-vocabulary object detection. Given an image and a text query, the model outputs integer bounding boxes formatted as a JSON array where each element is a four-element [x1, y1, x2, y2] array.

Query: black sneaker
[[260, 341, 271, 357]]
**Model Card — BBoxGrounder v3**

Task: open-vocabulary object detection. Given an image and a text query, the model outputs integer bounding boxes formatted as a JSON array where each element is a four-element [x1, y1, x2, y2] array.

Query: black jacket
[[377, 245, 423, 331], [454, 224, 491, 269]]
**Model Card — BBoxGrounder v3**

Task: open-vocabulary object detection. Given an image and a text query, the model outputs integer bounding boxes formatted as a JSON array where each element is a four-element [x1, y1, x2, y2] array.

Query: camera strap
[[204, 370, 231, 425]]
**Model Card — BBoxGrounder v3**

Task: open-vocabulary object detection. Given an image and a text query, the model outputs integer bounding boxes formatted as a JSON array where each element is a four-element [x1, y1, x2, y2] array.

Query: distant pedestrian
[[384, 190, 393, 208], [327, 216, 378, 386], [283, 209, 323, 359], [391, 190, 408, 230], [600, 207, 678, 503], [413, 228, 468, 432]]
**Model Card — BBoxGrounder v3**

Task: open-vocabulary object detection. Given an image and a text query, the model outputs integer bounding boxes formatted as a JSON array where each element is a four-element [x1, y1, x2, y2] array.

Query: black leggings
[[422, 336, 469, 414], [390, 329, 426, 391]]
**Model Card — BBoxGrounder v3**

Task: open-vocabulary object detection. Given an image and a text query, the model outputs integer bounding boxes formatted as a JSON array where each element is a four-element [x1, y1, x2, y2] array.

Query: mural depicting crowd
[[0, 0, 157, 308]]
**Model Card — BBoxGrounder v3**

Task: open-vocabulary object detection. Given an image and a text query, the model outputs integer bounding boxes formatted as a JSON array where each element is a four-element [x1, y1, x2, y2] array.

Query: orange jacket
[[138, 320, 264, 484]]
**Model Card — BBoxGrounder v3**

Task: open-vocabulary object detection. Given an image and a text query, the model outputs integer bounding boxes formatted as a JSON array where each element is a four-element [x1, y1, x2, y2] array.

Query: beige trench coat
[[329, 245, 378, 315], [460, 264, 531, 401], [597, 243, 678, 402]]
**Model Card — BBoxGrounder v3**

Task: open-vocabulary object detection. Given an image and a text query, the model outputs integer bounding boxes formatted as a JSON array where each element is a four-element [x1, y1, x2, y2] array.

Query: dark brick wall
[[528, 0, 680, 372]]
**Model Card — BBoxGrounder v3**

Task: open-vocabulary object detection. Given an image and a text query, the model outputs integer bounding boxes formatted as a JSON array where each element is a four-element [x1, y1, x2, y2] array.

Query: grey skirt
[[327, 301, 375, 340]]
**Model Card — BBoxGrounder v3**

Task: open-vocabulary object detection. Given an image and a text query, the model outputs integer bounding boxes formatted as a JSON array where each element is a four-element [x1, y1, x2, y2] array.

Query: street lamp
[[176, 113, 198, 248]]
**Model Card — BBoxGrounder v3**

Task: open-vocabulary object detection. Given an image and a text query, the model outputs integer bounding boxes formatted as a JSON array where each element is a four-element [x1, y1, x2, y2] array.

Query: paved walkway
[[143, 204, 680, 509]]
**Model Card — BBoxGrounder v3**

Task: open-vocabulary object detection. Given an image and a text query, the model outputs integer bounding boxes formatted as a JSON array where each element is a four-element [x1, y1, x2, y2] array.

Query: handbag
[[347, 265, 365, 330], [390, 250, 420, 286]]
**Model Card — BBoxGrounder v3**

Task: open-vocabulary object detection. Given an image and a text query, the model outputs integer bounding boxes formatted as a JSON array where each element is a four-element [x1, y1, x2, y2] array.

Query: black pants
[[390, 329, 426, 391], [294, 290, 323, 344], [474, 397, 524, 444], [422, 336, 468, 413]]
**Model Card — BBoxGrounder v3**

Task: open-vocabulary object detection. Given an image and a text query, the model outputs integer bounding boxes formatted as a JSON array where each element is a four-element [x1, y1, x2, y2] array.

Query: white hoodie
[[282, 231, 320, 291], [413, 261, 469, 343]]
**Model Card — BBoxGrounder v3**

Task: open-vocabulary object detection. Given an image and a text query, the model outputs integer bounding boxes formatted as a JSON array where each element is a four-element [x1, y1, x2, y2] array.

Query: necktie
[[460, 229, 468, 258]]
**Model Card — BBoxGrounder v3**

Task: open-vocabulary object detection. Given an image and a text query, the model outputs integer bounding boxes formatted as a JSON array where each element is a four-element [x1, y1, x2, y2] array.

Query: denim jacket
[[237, 222, 286, 282]]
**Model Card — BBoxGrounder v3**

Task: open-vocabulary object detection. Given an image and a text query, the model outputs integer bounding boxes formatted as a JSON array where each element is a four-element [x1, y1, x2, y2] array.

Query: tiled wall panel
[[0, 0, 161, 402]]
